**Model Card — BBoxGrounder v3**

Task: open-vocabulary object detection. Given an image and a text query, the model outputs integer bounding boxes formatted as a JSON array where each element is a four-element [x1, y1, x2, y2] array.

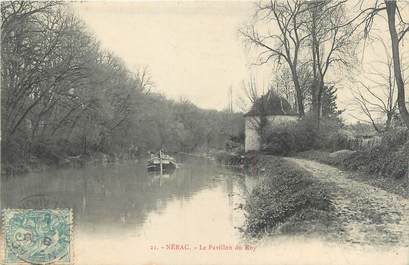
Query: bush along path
[[286, 157, 409, 247]]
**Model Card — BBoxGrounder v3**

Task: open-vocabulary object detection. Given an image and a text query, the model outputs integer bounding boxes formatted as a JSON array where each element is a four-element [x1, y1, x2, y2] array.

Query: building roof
[[244, 90, 298, 117]]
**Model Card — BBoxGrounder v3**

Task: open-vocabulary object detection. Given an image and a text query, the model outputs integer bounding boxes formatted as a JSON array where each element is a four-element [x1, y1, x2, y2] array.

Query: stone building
[[244, 91, 298, 152]]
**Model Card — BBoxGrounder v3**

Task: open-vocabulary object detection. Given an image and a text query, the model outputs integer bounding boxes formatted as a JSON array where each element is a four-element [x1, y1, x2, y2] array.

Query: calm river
[[1, 156, 406, 265], [1, 155, 261, 264]]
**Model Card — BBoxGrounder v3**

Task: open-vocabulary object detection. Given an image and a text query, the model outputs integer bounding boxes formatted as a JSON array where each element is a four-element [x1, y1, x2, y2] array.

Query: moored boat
[[146, 151, 177, 173]]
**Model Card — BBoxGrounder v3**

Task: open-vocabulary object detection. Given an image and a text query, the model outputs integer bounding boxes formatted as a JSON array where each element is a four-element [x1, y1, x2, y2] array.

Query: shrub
[[261, 119, 317, 155], [263, 130, 296, 155], [321, 131, 352, 151], [313, 118, 352, 152], [340, 128, 409, 179], [260, 116, 347, 155], [381, 127, 409, 151], [292, 119, 317, 151], [300, 128, 409, 180]]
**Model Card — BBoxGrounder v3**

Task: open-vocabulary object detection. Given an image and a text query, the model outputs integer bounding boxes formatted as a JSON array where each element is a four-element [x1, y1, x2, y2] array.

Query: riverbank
[[243, 155, 335, 239], [1, 150, 134, 177]]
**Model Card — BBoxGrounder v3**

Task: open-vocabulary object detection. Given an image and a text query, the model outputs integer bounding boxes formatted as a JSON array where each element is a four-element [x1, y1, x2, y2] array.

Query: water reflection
[[1, 155, 248, 237]]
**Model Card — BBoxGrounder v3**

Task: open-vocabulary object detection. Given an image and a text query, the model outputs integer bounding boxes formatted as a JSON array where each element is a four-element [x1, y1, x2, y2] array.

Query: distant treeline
[[1, 2, 244, 175]]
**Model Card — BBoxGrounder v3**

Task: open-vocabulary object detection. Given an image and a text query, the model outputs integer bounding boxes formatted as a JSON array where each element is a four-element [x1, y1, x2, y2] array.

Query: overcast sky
[[72, 1, 261, 112], [71, 1, 408, 123]]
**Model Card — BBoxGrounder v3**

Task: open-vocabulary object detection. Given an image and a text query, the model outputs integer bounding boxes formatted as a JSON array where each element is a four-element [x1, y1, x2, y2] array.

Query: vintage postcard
[[1, 1, 409, 265]]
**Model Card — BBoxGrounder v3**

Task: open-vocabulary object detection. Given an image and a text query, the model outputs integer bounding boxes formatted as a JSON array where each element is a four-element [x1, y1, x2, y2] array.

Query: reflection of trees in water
[[216, 170, 250, 229], [1, 157, 222, 231]]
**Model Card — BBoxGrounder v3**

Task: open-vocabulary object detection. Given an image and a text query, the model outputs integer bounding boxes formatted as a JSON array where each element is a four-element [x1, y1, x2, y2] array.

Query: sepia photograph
[[1, 0, 409, 264]]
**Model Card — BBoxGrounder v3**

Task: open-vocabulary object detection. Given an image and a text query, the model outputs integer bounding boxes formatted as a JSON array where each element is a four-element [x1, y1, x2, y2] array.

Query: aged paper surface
[[1, 1, 409, 265]]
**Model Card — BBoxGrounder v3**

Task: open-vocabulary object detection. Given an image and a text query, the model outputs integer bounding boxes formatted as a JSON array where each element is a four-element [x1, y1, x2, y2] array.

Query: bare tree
[[135, 66, 154, 94], [352, 39, 402, 131], [272, 64, 312, 112], [1, 3, 89, 140], [351, 88, 387, 133], [304, 0, 355, 129], [348, 0, 409, 129], [272, 66, 295, 107], [240, 0, 310, 117], [242, 77, 269, 145], [385, 0, 409, 129]]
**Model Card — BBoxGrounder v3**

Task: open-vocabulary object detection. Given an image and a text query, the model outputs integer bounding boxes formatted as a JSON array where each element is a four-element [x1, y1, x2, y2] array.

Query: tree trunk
[[385, 111, 393, 131], [311, 80, 321, 129], [311, 32, 321, 130], [291, 68, 305, 117], [310, 4, 321, 130], [385, 0, 409, 129]]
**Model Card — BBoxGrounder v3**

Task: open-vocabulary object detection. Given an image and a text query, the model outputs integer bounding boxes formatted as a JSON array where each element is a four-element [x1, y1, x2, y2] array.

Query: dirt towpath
[[285, 157, 409, 247]]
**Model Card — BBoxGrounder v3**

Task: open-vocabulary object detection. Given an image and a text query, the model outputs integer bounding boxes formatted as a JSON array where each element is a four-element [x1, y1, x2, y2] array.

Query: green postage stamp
[[2, 209, 72, 264]]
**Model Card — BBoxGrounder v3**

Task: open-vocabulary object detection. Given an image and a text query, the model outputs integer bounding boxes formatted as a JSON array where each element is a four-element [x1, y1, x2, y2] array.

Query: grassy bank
[[297, 150, 409, 199], [295, 128, 409, 198], [244, 155, 335, 238]]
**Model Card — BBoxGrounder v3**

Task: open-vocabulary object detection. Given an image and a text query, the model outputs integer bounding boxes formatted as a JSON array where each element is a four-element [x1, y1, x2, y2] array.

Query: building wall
[[245, 117, 261, 152], [245, 115, 298, 152]]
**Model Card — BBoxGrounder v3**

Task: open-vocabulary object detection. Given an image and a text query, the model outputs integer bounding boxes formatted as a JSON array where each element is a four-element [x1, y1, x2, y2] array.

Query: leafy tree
[[321, 85, 342, 119]]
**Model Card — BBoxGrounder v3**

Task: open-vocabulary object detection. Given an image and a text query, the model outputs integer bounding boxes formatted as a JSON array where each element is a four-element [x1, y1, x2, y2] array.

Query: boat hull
[[146, 162, 176, 173]]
